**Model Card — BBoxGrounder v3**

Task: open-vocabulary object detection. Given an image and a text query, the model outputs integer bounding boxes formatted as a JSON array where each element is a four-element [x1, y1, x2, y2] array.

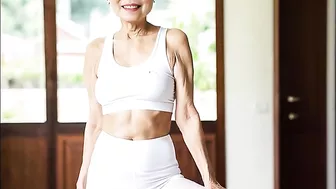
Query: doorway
[[274, 0, 328, 188]]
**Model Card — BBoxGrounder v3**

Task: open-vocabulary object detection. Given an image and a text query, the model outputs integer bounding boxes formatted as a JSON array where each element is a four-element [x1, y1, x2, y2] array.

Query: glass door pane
[[56, 0, 110, 122], [1, 0, 46, 123]]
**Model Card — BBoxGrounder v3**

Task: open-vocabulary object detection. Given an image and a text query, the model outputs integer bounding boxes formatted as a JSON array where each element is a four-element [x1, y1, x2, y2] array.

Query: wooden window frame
[[1, 0, 225, 187]]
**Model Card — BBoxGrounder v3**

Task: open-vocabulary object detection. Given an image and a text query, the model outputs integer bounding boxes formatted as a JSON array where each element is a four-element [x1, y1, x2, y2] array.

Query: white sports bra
[[95, 27, 175, 115]]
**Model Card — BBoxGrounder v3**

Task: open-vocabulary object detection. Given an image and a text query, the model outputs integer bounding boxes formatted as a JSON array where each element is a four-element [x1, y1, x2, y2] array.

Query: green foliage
[[208, 42, 216, 53], [1, 0, 108, 37], [172, 13, 216, 91], [194, 62, 216, 91], [1, 0, 43, 37], [58, 73, 84, 88], [2, 71, 42, 88], [1, 55, 82, 89], [1, 110, 16, 120], [2, 60, 83, 88], [70, 0, 108, 24]]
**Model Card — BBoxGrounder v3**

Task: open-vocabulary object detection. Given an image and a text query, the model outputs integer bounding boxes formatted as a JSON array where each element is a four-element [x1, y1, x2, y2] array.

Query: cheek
[[141, 5, 153, 15], [140, 0, 152, 3], [109, 3, 121, 14], [141, 1, 154, 14]]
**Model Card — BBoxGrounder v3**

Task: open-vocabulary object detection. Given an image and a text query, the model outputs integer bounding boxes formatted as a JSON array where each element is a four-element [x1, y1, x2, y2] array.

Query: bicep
[[174, 46, 194, 108], [171, 30, 198, 122]]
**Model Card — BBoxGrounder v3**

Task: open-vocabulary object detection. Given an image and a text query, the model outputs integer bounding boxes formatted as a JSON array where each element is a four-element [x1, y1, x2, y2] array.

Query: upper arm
[[83, 38, 104, 127], [167, 29, 198, 124]]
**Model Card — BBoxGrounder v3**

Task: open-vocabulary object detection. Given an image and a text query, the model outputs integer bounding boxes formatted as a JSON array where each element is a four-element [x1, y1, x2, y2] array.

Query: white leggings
[[86, 131, 205, 189]]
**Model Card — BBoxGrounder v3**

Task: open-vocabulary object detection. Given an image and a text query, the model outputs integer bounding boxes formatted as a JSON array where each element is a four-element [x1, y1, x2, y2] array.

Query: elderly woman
[[76, 0, 224, 189]]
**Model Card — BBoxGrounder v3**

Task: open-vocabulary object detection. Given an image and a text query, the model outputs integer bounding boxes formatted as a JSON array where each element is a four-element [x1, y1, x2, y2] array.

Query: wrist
[[79, 165, 89, 176], [204, 179, 221, 189], [201, 166, 216, 183], [203, 175, 217, 188]]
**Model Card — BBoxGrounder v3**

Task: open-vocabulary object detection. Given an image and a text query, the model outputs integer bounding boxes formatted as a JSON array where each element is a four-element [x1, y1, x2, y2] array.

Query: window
[[56, 0, 216, 122], [1, 0, 46, 123]]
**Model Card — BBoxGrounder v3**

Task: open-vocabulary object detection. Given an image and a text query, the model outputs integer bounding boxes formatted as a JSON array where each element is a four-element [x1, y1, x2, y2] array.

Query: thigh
[[162, 175, 205, 189], [86, 172, 135, 189]]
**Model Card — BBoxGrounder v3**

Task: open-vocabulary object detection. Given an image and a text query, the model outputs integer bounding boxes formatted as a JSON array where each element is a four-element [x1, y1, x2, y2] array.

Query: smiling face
[[108, 0, 154, 23]]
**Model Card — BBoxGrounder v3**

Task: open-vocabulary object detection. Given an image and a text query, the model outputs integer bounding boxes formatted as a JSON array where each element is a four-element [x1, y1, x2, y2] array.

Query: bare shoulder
[[86, 37, 105, 55], [166, 28, 190, 50], [84, 37, 105, 68], [83, 37, 106, 79]]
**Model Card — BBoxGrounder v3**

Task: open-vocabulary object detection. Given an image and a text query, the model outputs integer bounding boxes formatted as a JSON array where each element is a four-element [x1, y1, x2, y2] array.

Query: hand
[[210, 182, 225, 189], [205, 180, 225, 189], [76, 174, 87, 189]]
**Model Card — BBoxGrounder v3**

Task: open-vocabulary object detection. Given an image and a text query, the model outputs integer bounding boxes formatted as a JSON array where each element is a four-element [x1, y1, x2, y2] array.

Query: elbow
[[175, 112, 201, 134], [175, 103, 201, 132], [85, 121, 101, 132], [84, 122, 101, 138], [175, 112, 190, 128], [86, 113, 102, 131], [175, 118, 185, 131]]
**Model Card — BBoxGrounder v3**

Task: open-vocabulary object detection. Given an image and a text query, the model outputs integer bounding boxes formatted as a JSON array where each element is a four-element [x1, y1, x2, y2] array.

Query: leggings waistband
[[98, 130, 172, 145]]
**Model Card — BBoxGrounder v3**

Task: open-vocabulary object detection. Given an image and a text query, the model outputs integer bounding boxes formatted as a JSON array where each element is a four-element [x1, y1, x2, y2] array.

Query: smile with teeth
[[122, 5, 141, 9]]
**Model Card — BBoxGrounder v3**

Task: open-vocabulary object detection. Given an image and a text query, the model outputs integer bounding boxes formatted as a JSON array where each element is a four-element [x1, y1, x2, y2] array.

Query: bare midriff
[[101, 110, 172, 140]]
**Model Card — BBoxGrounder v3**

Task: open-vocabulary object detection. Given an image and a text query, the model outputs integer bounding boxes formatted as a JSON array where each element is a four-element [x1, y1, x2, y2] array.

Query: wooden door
[[275, 0, 327, 188]]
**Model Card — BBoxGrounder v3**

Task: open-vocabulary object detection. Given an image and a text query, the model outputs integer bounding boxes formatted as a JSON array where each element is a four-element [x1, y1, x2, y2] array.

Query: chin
[[120, 15, 145, 23]]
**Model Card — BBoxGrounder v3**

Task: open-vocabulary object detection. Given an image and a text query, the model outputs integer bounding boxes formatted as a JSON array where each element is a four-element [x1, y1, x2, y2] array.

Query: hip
[[89, 131, 180, 173]]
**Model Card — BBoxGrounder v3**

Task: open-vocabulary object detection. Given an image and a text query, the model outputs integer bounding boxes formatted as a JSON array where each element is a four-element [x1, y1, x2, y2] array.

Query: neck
[[119, 19, 151, 39]]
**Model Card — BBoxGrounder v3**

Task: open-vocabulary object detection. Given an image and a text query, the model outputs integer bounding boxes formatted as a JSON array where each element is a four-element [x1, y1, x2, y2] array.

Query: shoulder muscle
[[83, 37, 105, 82], [166, 28, 189, 52]]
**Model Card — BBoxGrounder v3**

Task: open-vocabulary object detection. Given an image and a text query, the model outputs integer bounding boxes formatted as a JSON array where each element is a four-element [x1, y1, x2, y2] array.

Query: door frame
[[273, 0, 280, 188], [1, 0, 226, 188]]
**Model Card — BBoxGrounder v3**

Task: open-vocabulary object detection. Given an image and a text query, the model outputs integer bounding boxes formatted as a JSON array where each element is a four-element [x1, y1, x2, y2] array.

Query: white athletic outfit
[[86, 27, 205, 189]]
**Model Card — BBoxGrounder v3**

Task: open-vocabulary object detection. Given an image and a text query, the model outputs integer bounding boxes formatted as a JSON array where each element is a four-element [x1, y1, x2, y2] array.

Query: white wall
[[224, 0, 335, 188], [327, 0, 335, 188], [224, 0, 274, 188]]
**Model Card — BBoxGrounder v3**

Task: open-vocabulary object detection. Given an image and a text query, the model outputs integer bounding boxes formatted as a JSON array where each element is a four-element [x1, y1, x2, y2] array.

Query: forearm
[[179, 115, 216, 187], [79, 123, 101, 175]]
